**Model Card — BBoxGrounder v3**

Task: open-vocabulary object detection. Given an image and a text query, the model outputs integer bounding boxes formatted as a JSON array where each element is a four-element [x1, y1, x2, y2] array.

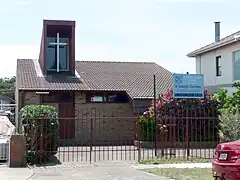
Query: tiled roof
[[17, 59, 173, 99], [0, 95, 14, 102], [187, 31, 240, 57]]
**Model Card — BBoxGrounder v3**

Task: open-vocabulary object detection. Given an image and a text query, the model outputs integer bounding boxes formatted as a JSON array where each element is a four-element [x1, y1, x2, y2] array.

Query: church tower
[[39, 20, 76, 76]]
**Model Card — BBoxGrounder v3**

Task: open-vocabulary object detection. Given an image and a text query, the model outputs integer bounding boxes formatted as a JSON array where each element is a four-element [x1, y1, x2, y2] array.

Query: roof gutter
[[187, 38, 238, 57], [132, 97, 154, 100]]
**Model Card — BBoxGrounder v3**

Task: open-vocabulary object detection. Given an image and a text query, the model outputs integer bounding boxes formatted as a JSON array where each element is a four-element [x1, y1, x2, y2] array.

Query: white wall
[[196, 41, 240, 87], [225, 87, 237, 96]]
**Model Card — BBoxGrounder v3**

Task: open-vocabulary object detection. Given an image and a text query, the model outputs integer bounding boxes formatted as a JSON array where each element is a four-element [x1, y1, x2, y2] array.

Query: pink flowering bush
[[148, 88, 217, 117], [139, 88, 219, 142]]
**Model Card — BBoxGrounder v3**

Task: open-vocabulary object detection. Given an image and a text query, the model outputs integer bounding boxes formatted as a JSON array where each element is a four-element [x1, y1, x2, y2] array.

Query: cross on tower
[[49, 33, 67, 72]]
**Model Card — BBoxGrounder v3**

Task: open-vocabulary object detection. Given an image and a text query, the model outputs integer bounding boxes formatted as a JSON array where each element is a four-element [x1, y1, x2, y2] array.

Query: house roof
[[0, 95, 14, 103], [187, 31, 240, 57], [17, 59, 173, 99]]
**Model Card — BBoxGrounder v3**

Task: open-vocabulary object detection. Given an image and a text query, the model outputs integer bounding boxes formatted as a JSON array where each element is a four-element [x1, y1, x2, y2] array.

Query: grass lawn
[[144, 168, 213, 180], [139, 157, 211, 164]]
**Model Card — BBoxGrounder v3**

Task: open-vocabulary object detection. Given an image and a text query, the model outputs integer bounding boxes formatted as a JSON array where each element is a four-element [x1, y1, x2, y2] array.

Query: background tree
[[0, 76, 16, 100], [213, 83, 240, 142]]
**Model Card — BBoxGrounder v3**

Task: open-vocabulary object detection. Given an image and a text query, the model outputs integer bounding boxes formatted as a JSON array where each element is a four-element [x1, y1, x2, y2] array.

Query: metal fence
[[23, 104, 219, 164], [136, 117, 218, 161], [0, 104, 15, 163], [137, 101, 219, 160], [0, 139, 9, 162]]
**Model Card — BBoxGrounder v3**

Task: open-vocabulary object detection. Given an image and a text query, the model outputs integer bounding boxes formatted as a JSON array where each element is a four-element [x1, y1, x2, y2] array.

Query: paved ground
[[0, 168, 33, 180], [0, 162, 169, 180], [0, 146, 214, 179]]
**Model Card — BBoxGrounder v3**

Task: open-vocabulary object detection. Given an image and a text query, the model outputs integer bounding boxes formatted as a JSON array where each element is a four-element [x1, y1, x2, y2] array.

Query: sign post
[[173, 73, 204, 99], [173, 73, 204, 158]]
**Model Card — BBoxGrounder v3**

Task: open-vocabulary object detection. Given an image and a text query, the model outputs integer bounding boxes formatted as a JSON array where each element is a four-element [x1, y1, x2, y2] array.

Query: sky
[[0, 0, 240, 77]]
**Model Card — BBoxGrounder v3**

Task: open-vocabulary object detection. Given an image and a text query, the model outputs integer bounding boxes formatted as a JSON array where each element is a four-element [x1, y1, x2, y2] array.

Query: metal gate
[[136, 103, 219, 161], [25, 107, 141, 164], [24, 104, 219, 164], [55, 114, 139, 163]]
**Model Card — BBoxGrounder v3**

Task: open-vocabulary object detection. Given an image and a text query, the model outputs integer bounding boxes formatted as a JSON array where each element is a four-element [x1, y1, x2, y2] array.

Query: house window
[[216, 56, 222, 76], [86, 92, 107, 103], [108, 93, 129, 103], [46, 35, 69, 72], [86, 92, 129, 103], [42, 92, 73, 103], [233, 50, 240, 80]]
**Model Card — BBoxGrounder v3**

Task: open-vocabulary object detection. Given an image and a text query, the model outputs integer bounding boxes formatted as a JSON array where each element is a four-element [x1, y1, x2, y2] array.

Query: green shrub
[[19, 105, 59, 165], [219, 109, 240, 142], [139, 115, 154, 141], [213, 83, 240, 142]]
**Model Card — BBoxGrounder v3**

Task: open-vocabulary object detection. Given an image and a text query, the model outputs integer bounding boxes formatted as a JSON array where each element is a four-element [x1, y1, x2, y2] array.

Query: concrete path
[[0, 162, 169, 180], [0, 161, 212, 180], [0, 167, 34, 180]]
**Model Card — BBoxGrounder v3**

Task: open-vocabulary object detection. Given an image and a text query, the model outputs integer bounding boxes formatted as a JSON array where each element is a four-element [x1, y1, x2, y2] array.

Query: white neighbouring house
[[187, 22, 240, 95]]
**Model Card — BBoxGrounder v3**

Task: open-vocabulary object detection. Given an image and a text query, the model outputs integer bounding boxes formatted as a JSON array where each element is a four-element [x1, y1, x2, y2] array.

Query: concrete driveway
[[0, 162, 168, 180]]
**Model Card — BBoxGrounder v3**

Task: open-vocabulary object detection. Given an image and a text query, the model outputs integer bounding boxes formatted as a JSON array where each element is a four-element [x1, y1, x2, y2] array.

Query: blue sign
[[173, 73, 204, 99]]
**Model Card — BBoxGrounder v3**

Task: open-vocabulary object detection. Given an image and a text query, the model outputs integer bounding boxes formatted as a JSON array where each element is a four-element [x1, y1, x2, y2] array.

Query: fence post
[[186, 104, 190, 159], [40, 116, 44, 164], [153, 75, 157, 157], [136, 116, 141, 162], [90, 109, 93, 164]]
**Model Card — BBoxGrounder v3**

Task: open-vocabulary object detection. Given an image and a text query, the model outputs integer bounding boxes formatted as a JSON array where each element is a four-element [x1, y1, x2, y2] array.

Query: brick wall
[[132, 99, 151, 114], [23, 91, 40, 105], [9, 135, 26, 167], [75, 91, 136, 145], [18, 91, 40, 133]]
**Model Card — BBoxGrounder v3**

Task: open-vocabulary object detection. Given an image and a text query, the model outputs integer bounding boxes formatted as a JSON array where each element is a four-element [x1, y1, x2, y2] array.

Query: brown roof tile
[[17, 59, 172, 99]]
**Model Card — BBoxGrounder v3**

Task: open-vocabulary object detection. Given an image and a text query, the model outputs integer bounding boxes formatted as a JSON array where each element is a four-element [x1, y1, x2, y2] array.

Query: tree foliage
[[0, 76, 15, 90], [0, 76, 16, 99], [219, 110, 240, 142], [20, 105, 59, 165], [213, 83, 240, 142]]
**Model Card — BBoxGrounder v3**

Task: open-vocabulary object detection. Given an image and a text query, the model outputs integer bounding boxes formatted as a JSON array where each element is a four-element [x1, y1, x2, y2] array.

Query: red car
[[212, 140, 240, 180]]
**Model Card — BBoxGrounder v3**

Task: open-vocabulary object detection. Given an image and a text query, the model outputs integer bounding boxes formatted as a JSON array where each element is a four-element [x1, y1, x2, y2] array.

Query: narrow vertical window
[[216, 56, 222, 76], [233, 50, 240, 80], [46, 33, 69, 72]]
